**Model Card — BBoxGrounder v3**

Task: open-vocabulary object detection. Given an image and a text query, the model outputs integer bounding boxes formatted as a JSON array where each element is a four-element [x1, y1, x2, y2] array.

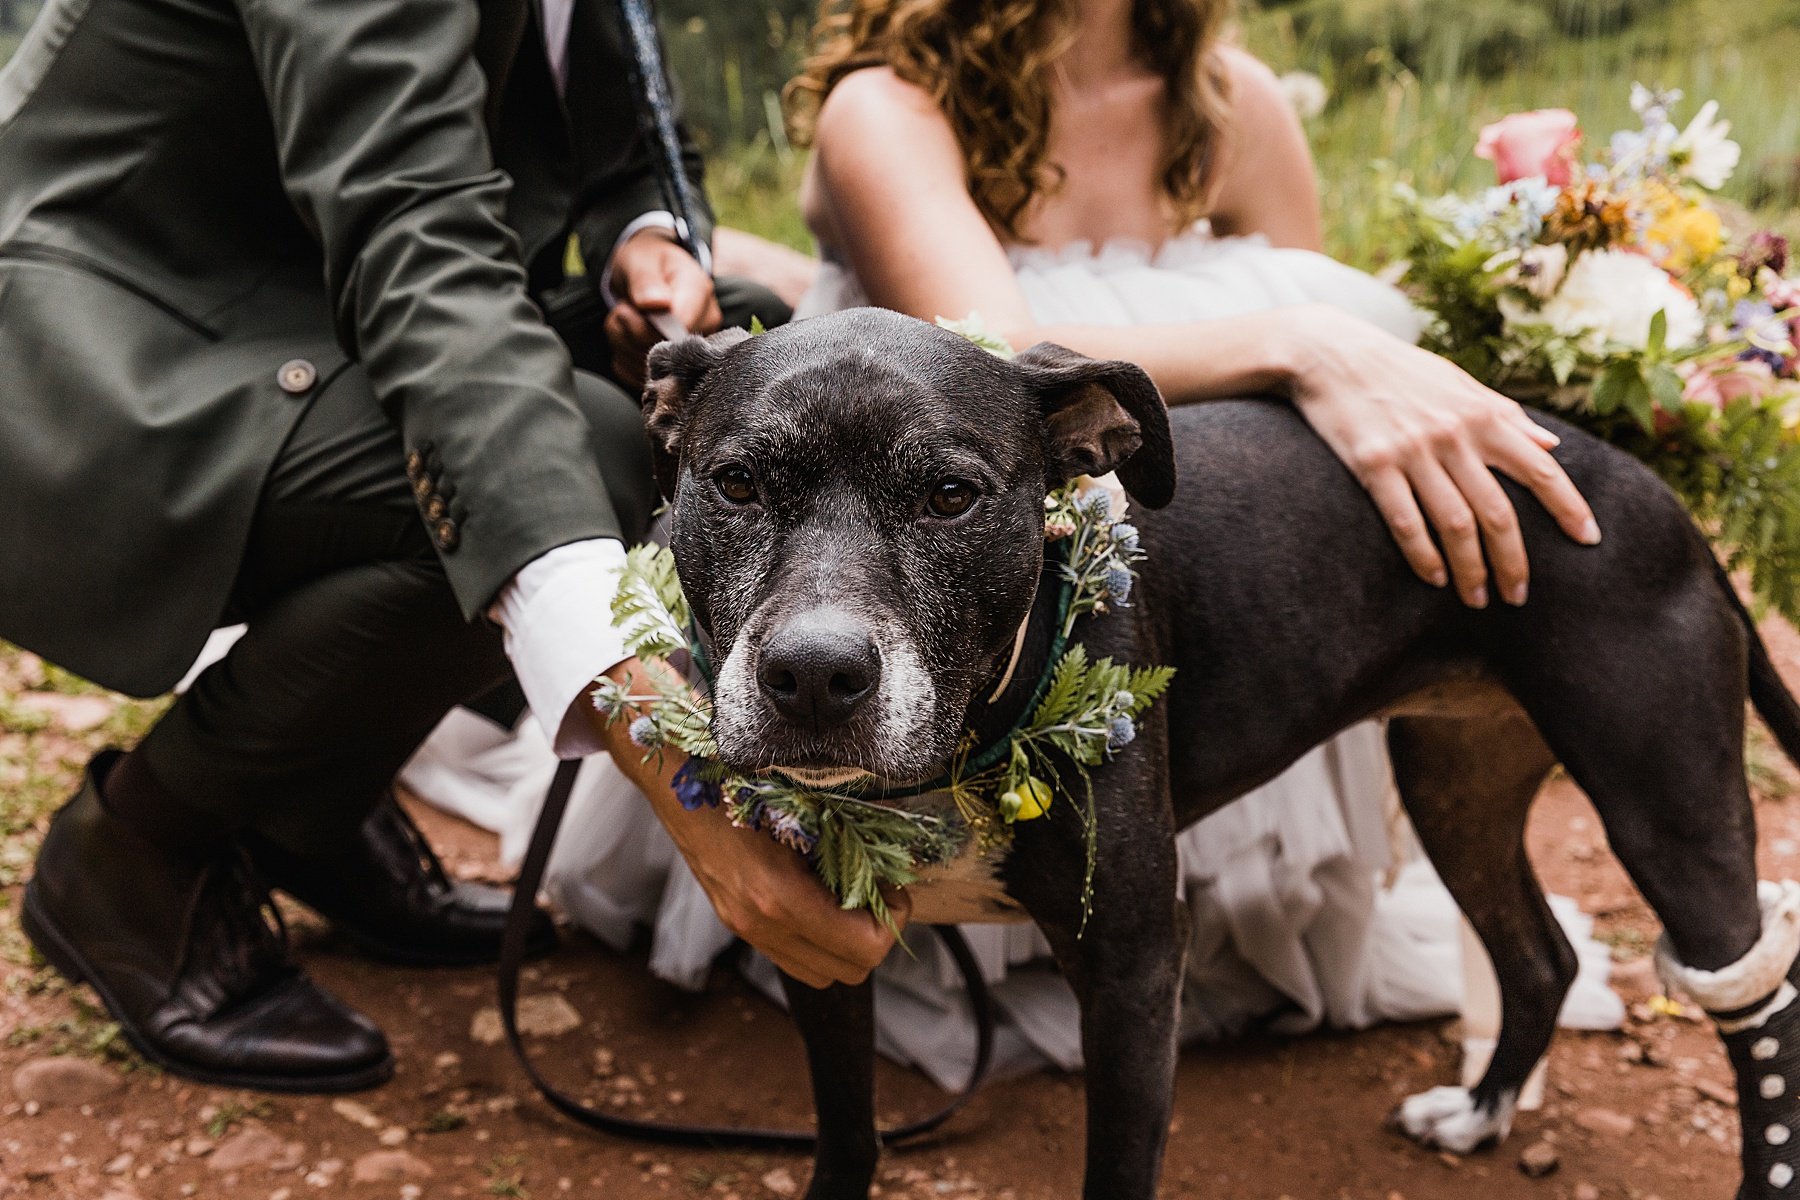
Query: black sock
[[96, 750, 235, 859]]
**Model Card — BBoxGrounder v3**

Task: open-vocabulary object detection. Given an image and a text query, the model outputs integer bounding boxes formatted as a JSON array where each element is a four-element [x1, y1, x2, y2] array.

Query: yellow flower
[[1648, 202, 1723, 273], [999, 776, 1053, 822]]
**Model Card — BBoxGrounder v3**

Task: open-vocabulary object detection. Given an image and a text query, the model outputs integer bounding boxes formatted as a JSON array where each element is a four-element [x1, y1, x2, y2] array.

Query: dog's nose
[[757, 616, 881, 729]]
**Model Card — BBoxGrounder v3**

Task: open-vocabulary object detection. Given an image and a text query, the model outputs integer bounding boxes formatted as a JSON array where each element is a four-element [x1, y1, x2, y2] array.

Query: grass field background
[[673, 0, 1800, 262]]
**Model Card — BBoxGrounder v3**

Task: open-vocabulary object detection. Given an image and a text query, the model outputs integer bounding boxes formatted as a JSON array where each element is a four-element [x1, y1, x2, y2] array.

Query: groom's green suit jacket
[[0, 0, 712, 696]]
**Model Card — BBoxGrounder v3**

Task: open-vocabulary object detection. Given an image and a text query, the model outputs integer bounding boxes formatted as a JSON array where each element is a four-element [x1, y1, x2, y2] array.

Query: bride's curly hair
[[786, 0, 1235, 243]]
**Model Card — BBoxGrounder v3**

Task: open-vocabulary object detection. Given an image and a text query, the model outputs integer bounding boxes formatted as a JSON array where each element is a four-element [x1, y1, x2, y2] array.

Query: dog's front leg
[[778, 973, 880, 1200], [1013, 781, 1184, 1198]]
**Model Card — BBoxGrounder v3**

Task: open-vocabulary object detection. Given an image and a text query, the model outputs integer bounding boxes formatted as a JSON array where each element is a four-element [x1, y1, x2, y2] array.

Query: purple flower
[[1107, 715, 1137, 751], [671, 758, 723, 811], [1743, 231, 1791, 277], [768, 810, 818, 855]]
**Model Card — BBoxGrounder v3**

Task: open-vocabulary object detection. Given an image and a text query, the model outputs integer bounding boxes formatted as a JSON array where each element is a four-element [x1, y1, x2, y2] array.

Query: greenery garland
[[591, 487, 1174, 929]]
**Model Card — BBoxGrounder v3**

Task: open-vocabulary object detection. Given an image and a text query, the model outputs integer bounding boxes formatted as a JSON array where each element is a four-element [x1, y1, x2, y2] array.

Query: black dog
[[642, 308, 1800, 1200]]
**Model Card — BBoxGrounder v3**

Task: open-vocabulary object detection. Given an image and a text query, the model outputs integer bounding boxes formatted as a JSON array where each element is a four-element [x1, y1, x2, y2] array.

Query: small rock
[[209, 1127, 286, 1172], [1573, 1106, 1637, 1137], [330, 1098, 383, 1130], [1518, 1140, 1559, 1178], [104, 1153, 134, 1174], [762, 1167, 799, 1196], [184, 1136, 214, 1157], [350, 1150, 434, 1183], [11, 1058, 122, 1108], [378, 1125, 408, 1147], [1574, 1185, 1601, 1200], [469, 995, 582, 1045], [1610, 957, 1659, 995], [433, 1052, 461, 1071], [1695, 1080, 1738, 1107]]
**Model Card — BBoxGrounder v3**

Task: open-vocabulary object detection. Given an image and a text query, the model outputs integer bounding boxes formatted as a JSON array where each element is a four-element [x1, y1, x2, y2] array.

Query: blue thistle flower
[[1111, 522, 1140, 553], [1107, 715, 1137, 751], [1079, 490, 1113, 518], [671, 758, 723, 811], [627, 715, 661, 748], [1104, 562, 1134, 604]]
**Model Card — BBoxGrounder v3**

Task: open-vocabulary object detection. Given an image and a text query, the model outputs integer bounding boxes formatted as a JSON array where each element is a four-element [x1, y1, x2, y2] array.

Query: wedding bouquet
[[1389, 87, 1800, 620]]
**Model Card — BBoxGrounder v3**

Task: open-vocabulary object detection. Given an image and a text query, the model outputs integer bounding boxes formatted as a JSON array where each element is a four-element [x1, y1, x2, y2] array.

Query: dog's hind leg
[[1387, 713, 1568, 1155], [777, 975, 880, 1200], [1507, 577, 1800, 1198]]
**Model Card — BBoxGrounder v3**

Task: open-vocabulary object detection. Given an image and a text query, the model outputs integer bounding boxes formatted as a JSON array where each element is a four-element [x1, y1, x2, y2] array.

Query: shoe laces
[[175, 847, 293, 1005], [369, 796, 451, 892]]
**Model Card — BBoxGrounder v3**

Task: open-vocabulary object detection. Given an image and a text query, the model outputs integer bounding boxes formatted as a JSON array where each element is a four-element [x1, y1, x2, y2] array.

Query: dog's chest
[[902, 805, 1032, 925]]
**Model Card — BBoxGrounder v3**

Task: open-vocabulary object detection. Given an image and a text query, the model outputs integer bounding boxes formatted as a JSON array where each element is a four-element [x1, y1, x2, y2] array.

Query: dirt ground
[[6, 623, 1800, 1200]]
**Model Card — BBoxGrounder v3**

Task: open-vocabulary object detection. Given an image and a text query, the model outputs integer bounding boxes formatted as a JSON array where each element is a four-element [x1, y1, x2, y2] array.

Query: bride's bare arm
[[810, 67, 1600, 608]]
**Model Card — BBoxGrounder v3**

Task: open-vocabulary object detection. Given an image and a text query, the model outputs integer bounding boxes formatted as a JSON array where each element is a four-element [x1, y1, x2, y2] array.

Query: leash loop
[[499, 758, 997, 1148]]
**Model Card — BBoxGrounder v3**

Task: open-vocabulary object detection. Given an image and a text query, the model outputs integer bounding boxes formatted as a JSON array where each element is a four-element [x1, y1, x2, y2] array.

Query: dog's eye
[[926, 480, 977, 519], [715, 466, 758, 505]]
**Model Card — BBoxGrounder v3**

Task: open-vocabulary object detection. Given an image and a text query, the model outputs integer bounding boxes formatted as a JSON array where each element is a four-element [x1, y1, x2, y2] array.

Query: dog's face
[[642, 308, 1174, 785]]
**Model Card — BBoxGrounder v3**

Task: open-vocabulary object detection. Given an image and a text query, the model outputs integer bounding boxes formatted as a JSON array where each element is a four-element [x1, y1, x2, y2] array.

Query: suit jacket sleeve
[[234, 0, 622, 619], [563, 0, 716, 271]]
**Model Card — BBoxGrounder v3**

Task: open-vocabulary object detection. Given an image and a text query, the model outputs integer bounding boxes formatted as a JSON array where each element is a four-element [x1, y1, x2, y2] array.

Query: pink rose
[[1679, 357, 1776, 409], [1476, 109, 1582, 186]]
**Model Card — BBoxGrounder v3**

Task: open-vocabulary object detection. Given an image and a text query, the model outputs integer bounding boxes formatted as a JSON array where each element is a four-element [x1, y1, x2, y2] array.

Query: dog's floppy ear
[[641, 327, 754, 498], [1013, 341, 1177, 509]]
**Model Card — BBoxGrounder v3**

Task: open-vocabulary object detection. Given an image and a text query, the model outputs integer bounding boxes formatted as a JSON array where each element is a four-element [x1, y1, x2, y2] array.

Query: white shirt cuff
[[489, 538, 630, 759], [600, 211, 714, 307]]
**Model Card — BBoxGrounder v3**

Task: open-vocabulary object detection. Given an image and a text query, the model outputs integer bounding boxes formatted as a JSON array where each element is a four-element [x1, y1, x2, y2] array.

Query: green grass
[[1249, 0, 1800, 265], [712, 0, 1800, 262]]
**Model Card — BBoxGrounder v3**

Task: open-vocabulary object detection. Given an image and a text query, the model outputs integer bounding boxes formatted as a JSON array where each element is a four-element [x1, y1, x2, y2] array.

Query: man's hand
[[592, 658, 904, 989], [605, 229, 723, 390]]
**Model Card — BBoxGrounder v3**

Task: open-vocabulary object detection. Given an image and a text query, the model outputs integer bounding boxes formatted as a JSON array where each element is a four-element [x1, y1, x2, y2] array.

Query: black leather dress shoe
[[247, 793, 558, 968], [22, 753, 394, 1093]]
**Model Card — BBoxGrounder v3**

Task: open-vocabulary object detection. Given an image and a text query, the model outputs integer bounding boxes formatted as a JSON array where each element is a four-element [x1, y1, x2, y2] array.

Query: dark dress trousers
[[0, 0, 711, 699]]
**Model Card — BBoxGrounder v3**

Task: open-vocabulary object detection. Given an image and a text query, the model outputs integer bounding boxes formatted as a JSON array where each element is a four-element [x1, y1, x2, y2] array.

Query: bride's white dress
[[331, 224, 1619, 1088]]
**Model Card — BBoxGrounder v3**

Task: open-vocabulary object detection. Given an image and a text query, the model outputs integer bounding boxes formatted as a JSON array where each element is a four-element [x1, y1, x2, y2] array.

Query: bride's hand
[[1285, 308, 1601, 607]]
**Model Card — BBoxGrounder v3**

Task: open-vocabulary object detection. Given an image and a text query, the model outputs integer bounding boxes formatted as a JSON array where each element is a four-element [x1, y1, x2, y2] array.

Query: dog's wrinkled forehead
[[685, 313, 1036, 466]]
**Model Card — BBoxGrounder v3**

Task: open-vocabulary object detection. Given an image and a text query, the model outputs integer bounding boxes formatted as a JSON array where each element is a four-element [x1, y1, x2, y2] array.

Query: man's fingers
[[668, 267, 722, 335], [1404, 453, 1489, 608], [1444, 442, 1529, 606], [1365, 469, 1447, 589], [607, 302, 657, 353]]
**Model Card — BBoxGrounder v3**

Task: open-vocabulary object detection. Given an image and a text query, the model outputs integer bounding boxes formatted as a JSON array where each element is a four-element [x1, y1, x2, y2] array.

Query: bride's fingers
[[1481, 421, 1603, 547], [1443, 442, 1529, 606], [1364, 469, 1448, 589], [1523, 420, 1561, 450], [1404, 453, 1489, 608]]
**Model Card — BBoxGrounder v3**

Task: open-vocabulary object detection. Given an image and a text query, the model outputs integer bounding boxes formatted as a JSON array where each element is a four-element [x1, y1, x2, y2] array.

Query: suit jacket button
[[413, 476, 434, 501], [425, 495, 447, 520], [405, 450, 426, 480], [432, 518, 460, 551], [277, 359, 317, 394]]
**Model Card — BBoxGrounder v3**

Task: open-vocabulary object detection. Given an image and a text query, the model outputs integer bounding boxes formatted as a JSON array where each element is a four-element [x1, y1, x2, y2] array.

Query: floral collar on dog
[[590, 482, 1173, 927]]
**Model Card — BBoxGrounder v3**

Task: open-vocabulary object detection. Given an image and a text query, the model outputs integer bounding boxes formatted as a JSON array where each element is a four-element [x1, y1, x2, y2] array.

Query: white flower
[[1525, 249, 1703, 352], [1630, 82, 1683, 128], [1672, 100, 1741, 190], [1277, 71, 1329, 121], [1518, 243, 1570, 300]]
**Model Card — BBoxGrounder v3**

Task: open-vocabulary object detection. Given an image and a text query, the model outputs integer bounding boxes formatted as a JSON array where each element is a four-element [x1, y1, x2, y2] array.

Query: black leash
[[611, 0, 706, 263], [499, 758, 998, 1149]]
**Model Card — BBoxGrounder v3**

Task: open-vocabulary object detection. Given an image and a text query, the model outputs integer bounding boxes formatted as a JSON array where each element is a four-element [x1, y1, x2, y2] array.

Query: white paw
[[1394, 1085, 1517, 1155]]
